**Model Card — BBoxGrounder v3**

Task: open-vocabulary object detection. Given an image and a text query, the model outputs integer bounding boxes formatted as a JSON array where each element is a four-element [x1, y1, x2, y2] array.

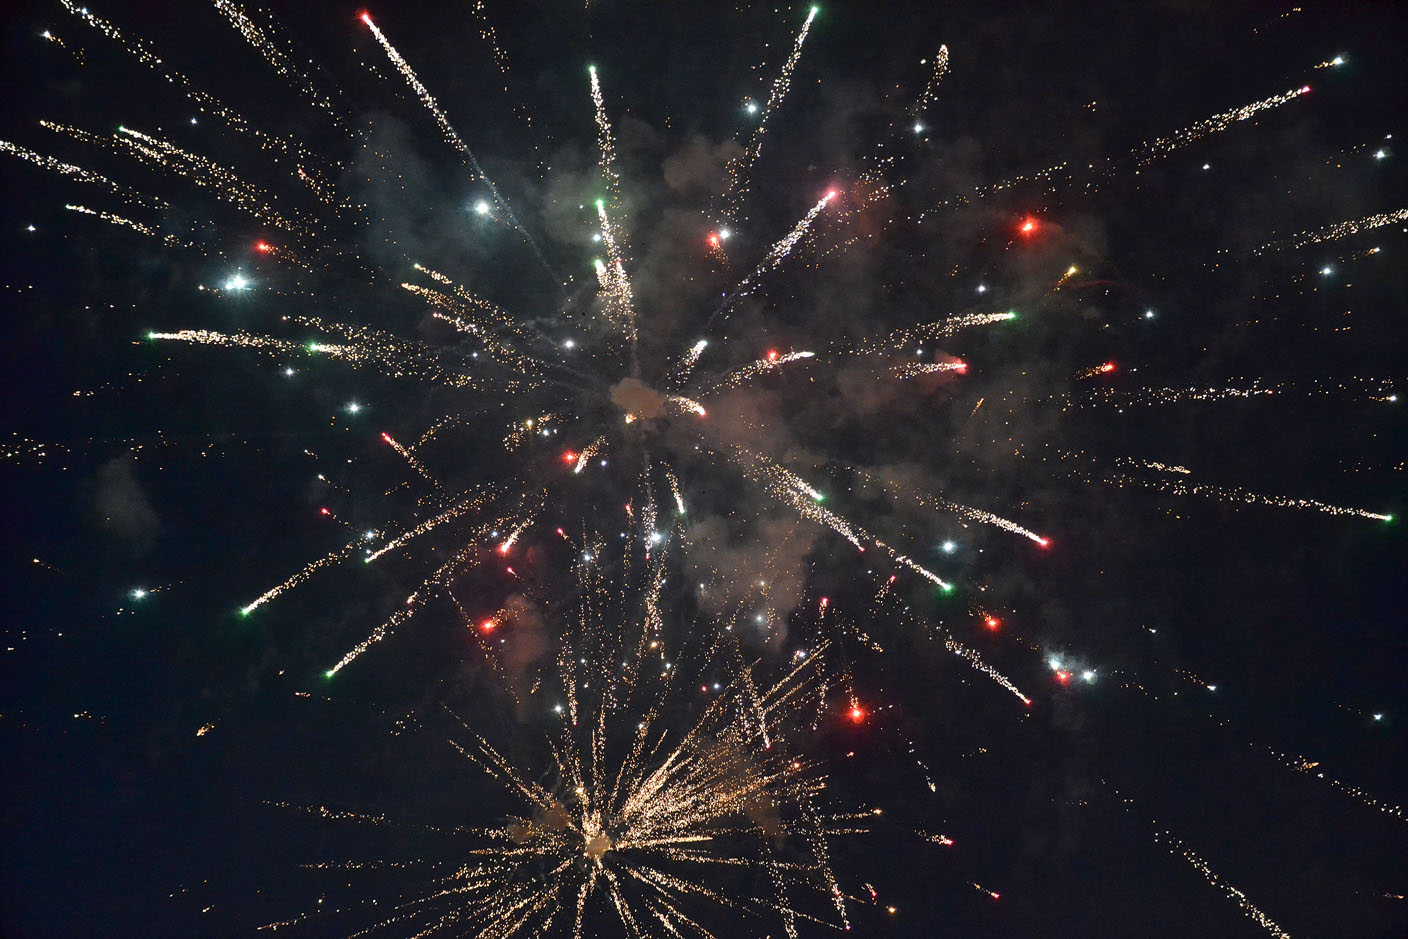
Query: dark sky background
[[1, 0, 1405, 936]]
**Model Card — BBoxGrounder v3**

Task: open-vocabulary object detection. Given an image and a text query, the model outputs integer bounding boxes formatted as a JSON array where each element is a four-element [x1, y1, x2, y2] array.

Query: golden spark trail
[[846, 312, 1017, 358], [210, 0, 349, 134], [360, 11, 548, 270], [719, 192, 835, 314], [926, 85, 1311, 212], [42, 121, 314, 237], [892, 361, 966, 380], [1133, 85, 1311, 165], [1106, 784, 1293, 937], [1108, 472, 1392, 521], [709, 350, 816, 392], [572, 436, 607, 475], [1, 140, 168, 212], [380, 432, 436, 485], [241, 540, 364, 615], [726, 6, 818, 219], [859, 466, 1049, 546], [64, 203, 198, 251], [1251, 207, 1408, 255], [366, 491, 495, 562], [59, 0, 339, 202], [670, 338, 709, 389], [588, 66, 620, 201]]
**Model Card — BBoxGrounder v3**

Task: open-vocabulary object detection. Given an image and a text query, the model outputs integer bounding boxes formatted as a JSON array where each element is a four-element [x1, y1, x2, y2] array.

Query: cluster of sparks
[[268, 551, 865, 938], [5, 2, 1401, 936]]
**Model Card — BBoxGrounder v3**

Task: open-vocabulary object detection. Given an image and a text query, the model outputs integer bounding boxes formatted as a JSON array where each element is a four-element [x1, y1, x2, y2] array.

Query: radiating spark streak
[[241, 540, 363, 615], [713, 192, 834, 320], [59, 0, 339, 202], [44, 120, 314, 236], [709, 351, 816, 392], [730, 449, 953, 589], [914, 45, 950, 112], [360, 11, 549, 273], [874, 581, 1031, 704], [40, 27, 84, 64], [64, 203, 197, 251], [593, 201, 636, 342], [573, 436, 607, 475], [588, 66, 620, 201], [1108, 472, 1392, 521], [1065, 385, 1275, 408], [380, 431, 436, 484], [1106, 785, 1292, 937], [149, 326, 489, 391], [927, 85, 1310, 213], [859, 466, 1048, 545], [1251, 208, 1408, 255], [210, 1, 350, 135], [665, 468, 686, 515], [891, 361, 966, 380], [0, 139, 168, 212], [847, 312, 1016, 358], [726, 6, 817, 218], [366, 493, 493, 562], [664, 396, 707, 417], [499, 518, 531, 554], [670, 339, 709, 389], [330, 533, 487, 676], [947, 637, 1031, 704], [1136, 459, 1192, 474], [1132, 85, 1311, 165], [1263, 745, 1404, 822]]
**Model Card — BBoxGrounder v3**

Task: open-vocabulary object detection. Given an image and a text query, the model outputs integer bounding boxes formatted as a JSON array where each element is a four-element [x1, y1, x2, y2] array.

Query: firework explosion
[[2, 1, 1403, 936], [267, 559, 864, 938]]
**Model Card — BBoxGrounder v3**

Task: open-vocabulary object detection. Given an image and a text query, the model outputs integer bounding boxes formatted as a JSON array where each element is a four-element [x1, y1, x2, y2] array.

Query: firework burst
[[267, 555, 865, 938]]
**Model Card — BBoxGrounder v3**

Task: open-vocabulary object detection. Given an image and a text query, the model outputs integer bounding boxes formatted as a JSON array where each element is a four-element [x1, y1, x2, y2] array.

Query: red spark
[[955, 361, 968, 372], [707, 232, 719, 246], [1037, 537, 1051, 548], [254, 241, 271, 253], [358, 11, 373, 26], [825, 189, 838, 200], [480, 620, 496, 633], [1056, 670, 1071, 684], [1019, 217, 1038, 235], [319, 507, 329, 515], [985, 616, 1000, 630], [849, 706, 865, 723], [766, 349, 779, 361], [1100, 361, 1116, 373], [380, 432, 391, 442], [562, 451, 577, 463]]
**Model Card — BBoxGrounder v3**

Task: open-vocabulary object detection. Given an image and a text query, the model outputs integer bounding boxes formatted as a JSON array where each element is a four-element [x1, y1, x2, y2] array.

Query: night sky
[[2, 1, 1405, 936]]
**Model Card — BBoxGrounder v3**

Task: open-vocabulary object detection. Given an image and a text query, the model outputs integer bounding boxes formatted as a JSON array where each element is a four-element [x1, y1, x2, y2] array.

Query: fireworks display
[[1, 1, 1403, 937], [267, 570, 865, 938]]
